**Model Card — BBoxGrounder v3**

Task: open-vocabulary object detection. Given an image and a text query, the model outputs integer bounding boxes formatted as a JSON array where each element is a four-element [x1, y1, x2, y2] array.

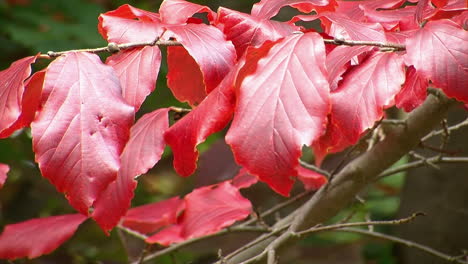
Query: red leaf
[[0, 70, 44, 138], [226, 32, 330, 196], [231, 168, 258, 189], [326, 45, 372, 91], [121, 197, 184, 234], [31, 52, 134, 215], [0, 214, 87, 259], [251, 0, 336, 19], [166, 23, 237, 97], [164, 63, 240, 176], [92, 108, 170, 232], [147, 181, 251, 245], [98, 4, 164, 43], [317, 52, 405, 158], [293, 12, 387, 42], [0, 163, 9, 189], [217, 7, 299, 57], [106, 46, 162, 111], [166, 46, 207, 106], [0, 55, 37, 138], [405, 20, 468, 103], [395, 66, 428, 112], [160, 0, 216, 24], [296, 165, 327, 190]]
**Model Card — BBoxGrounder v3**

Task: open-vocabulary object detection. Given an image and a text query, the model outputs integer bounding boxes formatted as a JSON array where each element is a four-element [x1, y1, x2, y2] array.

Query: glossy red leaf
[[217, 7, 298, 57], [31, 52, 134, 215], [0, 214, 87, 259], [164, 63, 240, 176], [160, 0, 216, 24], [395, 66, 428, 112], [92, 108, 170, 232], [121, 197, 184, 234], [147, 181, 252, 245], [106, 46, 161, 111], [98, 4, 164, 43], [0, 163, 9, 189], [335, 0, 405, 20], [166, 23, 237, 97], [251, 0, 335, 20], [405, 20, 468, 103], [0, 55, 37, 138], [318, 52, 405, 158], [0, 70, 44, 138], [296, 165, 327, 190], [226, 32, 330, 196]]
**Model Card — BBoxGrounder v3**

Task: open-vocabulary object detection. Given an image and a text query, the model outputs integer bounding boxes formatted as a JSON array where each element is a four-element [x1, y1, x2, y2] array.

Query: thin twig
[[294, 213, 424, 237], [38, 39, 182, 59], [323, 38, 406, 51], [377, 156, 468, 180], [299, 160, 331, 178], [339, 228, 468, 264], [118, 225, 149, 240], [421, 118, 468, 142], [135, 226, 269, 264], [238, 190, 313, 227], [219, 225, 290, 263]]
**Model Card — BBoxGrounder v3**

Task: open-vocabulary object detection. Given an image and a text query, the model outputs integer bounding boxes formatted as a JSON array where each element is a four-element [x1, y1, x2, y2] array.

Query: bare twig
[[38, 39, 182, 59], [339, 228, 468, 264], [323, 38, 406, 51], [238, 190, 313, 227], [294, 213, 424, 237], [134, 226, 269, 264], [299, 160, 331, 178], [377, 156, 468, 180], [421, 118, 468, 142]]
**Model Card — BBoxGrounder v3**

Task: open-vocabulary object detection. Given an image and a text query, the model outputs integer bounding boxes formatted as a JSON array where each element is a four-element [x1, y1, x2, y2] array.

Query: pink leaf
[[293, 12, 387, 42], [0, 163, 9, 189], [121, 197, 184, 234], [395, 66, 428, 112], [226, 32, 330, 196], [92, 108, 170, 232], [326, 45, 372, 91], [251, 0, 336, 20], [0, 70, 45, 138], [164, 63, 240, 176], [166, 23, 237, 96], [31, 52, 134, 215], [217, 7, 299, 57], [98, 4, 164, 43], [106, 46, 162, 111], [160, 0, 216, 24], [0, 214, 87, 259], [147, 181, 251, 245], [0, 55, 37, 138], [405, 20, 468, 103], [296, 165, 327, 190], [317, 52, 405, 158]]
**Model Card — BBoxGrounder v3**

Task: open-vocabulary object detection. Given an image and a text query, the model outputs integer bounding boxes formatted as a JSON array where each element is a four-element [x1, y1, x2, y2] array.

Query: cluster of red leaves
[[0, 0, 466, 260]]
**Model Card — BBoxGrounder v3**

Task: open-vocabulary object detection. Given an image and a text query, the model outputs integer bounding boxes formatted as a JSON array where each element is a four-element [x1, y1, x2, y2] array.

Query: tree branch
[[35, 36, 407, 60], [323, 38, 405, 51], [338, 228, 468, 264], [294, 212, 424, 237], [38, 39, 182, 59], [226, 92, 457, 263]]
